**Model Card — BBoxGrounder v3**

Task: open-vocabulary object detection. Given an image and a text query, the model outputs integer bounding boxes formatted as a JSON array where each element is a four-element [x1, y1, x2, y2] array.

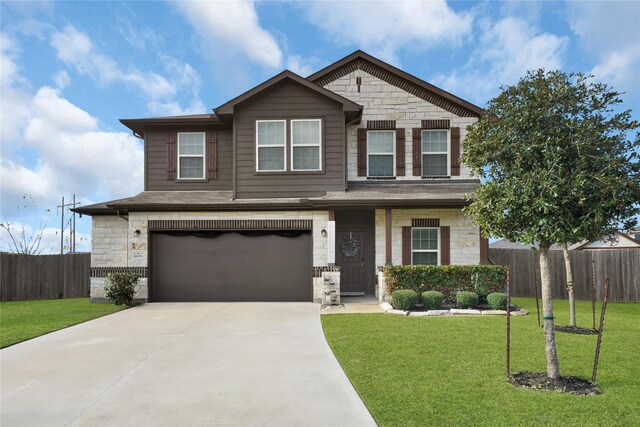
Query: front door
[[337, 230, 366, 295]]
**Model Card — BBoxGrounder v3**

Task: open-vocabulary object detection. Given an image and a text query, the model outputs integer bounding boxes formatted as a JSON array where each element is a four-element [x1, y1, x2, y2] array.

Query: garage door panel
[[152, 232, 312, 302]]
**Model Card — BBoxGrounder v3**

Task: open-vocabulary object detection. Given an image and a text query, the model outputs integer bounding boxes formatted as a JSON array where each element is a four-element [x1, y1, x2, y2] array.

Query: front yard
[[0, 298, 126, 348], [322, 298, 639, 426]]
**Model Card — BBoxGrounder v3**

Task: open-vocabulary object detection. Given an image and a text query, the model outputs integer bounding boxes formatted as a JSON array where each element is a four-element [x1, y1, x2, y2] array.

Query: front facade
[[77, 51, 488, 304]]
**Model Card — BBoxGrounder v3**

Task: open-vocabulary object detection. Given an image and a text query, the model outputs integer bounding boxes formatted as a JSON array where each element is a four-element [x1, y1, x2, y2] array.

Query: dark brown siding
[[234, 79, 346, 198], [146, 127, 233, 191]]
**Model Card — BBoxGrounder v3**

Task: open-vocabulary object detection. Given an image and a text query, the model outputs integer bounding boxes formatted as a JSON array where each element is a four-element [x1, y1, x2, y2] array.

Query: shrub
[[456, 291, 479, 309], [487, 292, 507, 310], [104, 272, 140, 306], [421, 291, 444, 309], [391, 290, 419, 310], [384, 265, 506, 300]]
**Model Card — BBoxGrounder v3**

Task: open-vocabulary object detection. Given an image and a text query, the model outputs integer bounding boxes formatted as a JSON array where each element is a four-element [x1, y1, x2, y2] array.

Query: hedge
[[384, 265, 506, 301]]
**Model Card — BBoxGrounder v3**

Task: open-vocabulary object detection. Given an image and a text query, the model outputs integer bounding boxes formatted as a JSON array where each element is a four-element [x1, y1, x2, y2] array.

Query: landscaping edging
[[379, 302, 529, 317]]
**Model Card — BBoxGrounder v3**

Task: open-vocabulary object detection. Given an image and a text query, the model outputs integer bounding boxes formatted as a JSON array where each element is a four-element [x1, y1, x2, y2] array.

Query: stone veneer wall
[[90, 211, 331, 302], [323, 70, 478, 181]]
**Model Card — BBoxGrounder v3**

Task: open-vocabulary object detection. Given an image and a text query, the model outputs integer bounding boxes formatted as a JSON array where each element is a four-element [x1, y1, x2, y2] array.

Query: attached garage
[[150, 231, 312, 302]]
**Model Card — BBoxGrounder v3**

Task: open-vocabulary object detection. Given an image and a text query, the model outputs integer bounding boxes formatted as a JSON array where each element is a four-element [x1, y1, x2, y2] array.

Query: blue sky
[[1, 0, 639, 253]]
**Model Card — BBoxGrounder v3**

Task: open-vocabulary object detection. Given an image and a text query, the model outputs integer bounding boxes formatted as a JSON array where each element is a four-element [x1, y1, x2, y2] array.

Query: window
[[412, 227, 439, 265], [256, 120, 286, 172], [178, 133, 205, 179], [291, 119, 321, 171], [422, 130, 448, 176], [368, 130, 395, 177]]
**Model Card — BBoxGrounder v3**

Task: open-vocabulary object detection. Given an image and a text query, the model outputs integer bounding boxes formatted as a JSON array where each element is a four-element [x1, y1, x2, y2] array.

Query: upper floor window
[[422, 130, 449, 176], [291, 119, 322, 171], [256, 120, 286, 172], [368, 130, 395, 177], [178, 132, 205, 179], [412, 227, 439, 265]]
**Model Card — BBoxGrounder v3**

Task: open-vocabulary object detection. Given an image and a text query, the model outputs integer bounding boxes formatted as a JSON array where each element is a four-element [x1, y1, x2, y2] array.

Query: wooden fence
[[489, 248, 639, 303], [0, 253, 90, 301]]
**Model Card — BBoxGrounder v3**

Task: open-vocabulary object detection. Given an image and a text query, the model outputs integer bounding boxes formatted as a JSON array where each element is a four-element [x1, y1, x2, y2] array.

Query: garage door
[[151, 231, 312, 302]]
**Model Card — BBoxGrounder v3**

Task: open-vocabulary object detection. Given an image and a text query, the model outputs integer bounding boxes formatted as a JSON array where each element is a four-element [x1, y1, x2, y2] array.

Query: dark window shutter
[[396, 128, 405, 176], [479, 228, 489, 264], [207, 131, 218, 180], [167, 131, 177, 180], [357, 128, 367, 176], [412, 128, 422, 176], [440, 226, 450, 265], [450, 127, 460, 176], [402, 226, 412, 265]]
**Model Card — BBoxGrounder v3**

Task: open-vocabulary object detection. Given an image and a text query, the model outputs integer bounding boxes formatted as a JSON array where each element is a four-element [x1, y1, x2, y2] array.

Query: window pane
[[178, 134, 204, 155], [412, 228, 438, 250], [422, 130, 447, 152], [292, 121, 320, 146], [179, 157, 203, 178], [257, 122, 284, 146], [413, 252, 438, 265], [293, 147, 320, 170], [258, 147, 284, 170], [368, 155, 393, 176], [423, 154, 447, 176], [368, 131, 394, 153]]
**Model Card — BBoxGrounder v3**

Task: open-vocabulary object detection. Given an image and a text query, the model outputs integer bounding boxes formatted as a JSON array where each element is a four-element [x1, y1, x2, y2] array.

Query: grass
[[322, 298, 639, 427], [0, 298, 126, 348]]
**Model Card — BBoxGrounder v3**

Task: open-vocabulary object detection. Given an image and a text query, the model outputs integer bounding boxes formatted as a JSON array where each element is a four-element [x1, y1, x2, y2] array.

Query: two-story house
[[76, 51, 488, 303]]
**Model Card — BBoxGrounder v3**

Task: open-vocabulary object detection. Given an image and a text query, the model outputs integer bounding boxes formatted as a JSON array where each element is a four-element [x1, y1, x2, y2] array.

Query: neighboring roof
[[490, 231, 640, 251], [120, 114, 222, 135], [74, 181, 479, 215], [308, 50, 484, 118], [214, 70, 362, 121]]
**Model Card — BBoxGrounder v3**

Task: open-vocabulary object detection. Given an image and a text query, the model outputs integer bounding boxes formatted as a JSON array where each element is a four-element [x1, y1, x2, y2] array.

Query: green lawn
[[322, 298, 639, 427], [0, 298, 126, 348]]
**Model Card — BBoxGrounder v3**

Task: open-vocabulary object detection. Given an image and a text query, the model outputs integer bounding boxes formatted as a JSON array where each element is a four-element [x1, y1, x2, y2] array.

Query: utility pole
[[58, 195, 81, 254]]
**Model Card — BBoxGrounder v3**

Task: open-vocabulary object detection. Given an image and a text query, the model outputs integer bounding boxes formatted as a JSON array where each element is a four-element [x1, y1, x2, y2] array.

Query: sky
[[1, 0, 639, 254]]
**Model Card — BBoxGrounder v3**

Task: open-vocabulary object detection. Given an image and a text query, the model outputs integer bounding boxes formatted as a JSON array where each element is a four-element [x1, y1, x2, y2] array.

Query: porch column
[[327, 208, 335, 266], [385, 208, 392, 265]]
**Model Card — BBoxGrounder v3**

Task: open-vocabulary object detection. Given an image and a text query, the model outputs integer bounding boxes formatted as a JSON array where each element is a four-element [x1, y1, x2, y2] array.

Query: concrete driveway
[[1, 303, 376, 427]]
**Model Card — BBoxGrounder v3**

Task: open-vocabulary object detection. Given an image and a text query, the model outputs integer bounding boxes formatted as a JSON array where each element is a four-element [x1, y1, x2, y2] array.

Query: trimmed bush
[[421, 291, 444, 309], [456, 291, 479, 309], [391, 290, 419, 310], [384, 265, 506, 300], [487, 292, 507, 310], [104, 272, 139, 306]]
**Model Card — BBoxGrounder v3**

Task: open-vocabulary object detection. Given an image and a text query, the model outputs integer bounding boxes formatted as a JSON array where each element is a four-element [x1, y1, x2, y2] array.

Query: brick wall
[[324, 70, 477, 181]]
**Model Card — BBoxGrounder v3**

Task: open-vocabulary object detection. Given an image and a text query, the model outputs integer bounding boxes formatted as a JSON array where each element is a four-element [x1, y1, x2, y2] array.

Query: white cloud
[[432, 17, 567, 104], [286, 55, 318, 77], [302, 0, 473, 64], [174, 0, 283, 69], [566, 1, 640, 94], [0, 222, 91, 254], [0, 33, 32, 143], [53, 70, 70, 89]]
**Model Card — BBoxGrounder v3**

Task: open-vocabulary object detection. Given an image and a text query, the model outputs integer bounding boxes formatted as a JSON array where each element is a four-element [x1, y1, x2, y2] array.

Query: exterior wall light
[[133, 229, 141, 236], [321, 229, 327, 237]]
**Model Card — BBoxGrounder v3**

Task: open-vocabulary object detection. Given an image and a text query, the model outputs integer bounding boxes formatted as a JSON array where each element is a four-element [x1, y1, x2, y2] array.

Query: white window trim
[[367, 130, 395, 177], [256, 120, 287, 172], [411, 227, 440, 265], [177, 132, 206, 180], [290, 119, 322, 172], [421, 129, 450, 177]]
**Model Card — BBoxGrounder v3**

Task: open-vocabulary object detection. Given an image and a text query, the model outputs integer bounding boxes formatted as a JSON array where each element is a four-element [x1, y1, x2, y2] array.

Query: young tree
[[463, 69, 639, 379]]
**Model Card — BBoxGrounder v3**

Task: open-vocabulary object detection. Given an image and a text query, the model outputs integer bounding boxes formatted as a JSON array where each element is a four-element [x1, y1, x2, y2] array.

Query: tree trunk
[[539, 245, 560, 379], [563, 245, 576, 327]]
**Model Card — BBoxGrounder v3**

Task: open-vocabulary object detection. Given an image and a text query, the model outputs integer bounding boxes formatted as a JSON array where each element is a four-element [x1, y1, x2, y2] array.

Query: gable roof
[[308, 50, 483, 118], [214, 70, 362, 122]]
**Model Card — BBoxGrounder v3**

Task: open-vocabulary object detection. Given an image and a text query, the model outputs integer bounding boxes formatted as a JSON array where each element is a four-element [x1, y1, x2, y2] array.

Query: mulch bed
[[509, 371, 600, 395], [555, 325, 598, 335]]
